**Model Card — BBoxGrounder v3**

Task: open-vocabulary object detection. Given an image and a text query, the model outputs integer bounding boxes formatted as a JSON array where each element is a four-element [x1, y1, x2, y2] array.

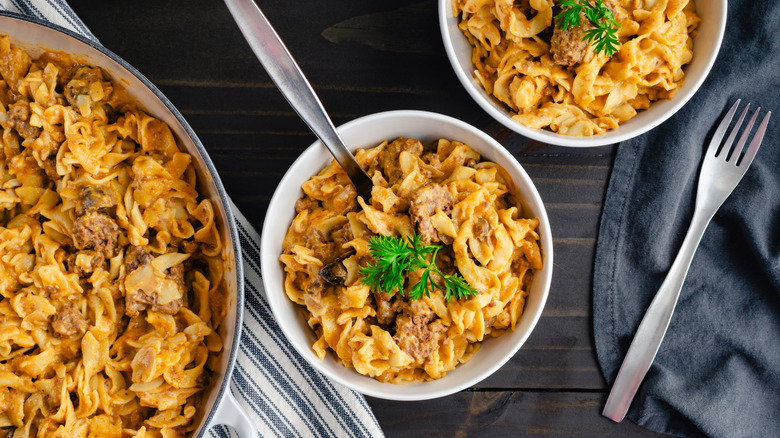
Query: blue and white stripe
[[1, 2, 384, 437], [233, 217, 383, 437], [1, 0, 95, 39]]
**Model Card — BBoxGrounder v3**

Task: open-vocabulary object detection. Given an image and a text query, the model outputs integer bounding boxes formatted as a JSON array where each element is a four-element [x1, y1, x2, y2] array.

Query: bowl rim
[[0, 11, 246, 435], [437, 0, 728, 147], [261, 109, 553, 400]]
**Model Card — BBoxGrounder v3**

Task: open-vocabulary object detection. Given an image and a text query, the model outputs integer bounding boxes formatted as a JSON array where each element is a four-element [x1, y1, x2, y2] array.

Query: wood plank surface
[[367, 392, 662, 437], [65, 1, 670, 436]]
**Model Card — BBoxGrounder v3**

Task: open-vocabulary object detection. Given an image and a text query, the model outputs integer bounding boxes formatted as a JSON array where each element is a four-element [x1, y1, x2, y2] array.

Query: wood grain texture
[[64, 0, 670, 436], [367, 392, 664, 437]]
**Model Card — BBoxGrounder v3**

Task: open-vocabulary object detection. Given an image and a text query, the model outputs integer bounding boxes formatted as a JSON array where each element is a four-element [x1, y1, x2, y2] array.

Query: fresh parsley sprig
[[359, 234, 479, 301], [555, 0, 621, 57]]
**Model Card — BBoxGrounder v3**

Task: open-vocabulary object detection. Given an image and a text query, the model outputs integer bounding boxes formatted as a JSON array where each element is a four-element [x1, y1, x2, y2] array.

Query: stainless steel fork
[[602, 100, 772, 422]]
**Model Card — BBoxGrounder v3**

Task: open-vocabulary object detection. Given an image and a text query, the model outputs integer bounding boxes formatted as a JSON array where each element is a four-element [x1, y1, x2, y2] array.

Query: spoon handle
[[224, 0, 373, 199]]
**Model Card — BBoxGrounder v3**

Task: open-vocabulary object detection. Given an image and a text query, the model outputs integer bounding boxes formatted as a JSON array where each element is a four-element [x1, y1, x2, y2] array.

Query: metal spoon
[[224, 0, 373, 201]]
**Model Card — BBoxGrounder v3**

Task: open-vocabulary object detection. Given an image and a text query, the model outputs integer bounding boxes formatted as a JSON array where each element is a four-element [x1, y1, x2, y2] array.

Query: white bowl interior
[[438, 0, 727, 147], [0, 15, 242, 436], [261, 110, 553, 400]]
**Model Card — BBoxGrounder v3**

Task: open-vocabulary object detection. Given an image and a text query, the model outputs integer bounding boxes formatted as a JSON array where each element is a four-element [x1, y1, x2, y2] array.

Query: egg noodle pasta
[[453, 0, 700, 136], [0, 35, 227, 437], [281, 137, 543, 383]]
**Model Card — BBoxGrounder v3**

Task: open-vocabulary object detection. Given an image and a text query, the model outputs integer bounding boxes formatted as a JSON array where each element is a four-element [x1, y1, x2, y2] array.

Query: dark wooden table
[[67, 1, 667, 436]]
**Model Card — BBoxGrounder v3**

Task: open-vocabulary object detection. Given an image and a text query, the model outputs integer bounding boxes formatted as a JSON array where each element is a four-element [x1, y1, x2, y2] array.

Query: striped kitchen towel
[[230, 203, 383, 438], [0, 1, 384, 437]]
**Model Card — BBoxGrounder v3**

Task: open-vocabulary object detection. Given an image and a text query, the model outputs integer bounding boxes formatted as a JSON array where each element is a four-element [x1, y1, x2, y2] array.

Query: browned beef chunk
[[374, 290, 401, 326], [297, 273, 324, 298], [122, 406, 154, 431], [180, 239, 200, 254], [473, 217, 493, 240], [6, 98, 41, 140], [124, 293, 146, 317], [409, 184, 453, 244], [378, 138, 424, 184], [305, 227, 340, 265], [72, 212, 120, 258], [551, 0, 618, 67], [63, 250, 106, 275], [338, 221, 353, 243], [42, 156, 59, 183], [393, 312, 444, 365], [166, 263, 186, 295], [124, 245, 153, 273], [551, 19, 591, 67], [294, 197, 320, 213], [51, 307, 88, 337], [422, 152, 441, 167], [125, 290, 183, 317]]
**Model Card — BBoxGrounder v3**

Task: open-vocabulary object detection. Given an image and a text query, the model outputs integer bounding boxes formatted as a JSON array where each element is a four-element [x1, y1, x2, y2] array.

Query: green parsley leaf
[[359, 233, 479, 301], [554, 0, 621, 57]]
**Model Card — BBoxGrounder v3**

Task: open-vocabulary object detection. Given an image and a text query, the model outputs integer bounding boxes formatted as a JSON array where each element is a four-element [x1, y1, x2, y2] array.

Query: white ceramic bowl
[[439, 0, 727, 147], [260, 110, 553, 400]]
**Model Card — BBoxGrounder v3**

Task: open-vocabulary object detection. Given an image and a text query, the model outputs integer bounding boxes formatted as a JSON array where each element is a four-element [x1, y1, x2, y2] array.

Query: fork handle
[[602, 207, 715, 422]]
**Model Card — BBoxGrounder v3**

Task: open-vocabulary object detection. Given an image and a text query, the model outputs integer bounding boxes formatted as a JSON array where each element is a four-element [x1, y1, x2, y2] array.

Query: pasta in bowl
[[261, 111, 553, 400], [439, 0, 726, 146]]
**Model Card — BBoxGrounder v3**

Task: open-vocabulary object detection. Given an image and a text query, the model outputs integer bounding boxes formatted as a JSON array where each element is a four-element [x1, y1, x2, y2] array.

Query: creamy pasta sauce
[[281, 138, 542, 383], [453, 0, 700, 136], [0, 35, 226, 437]]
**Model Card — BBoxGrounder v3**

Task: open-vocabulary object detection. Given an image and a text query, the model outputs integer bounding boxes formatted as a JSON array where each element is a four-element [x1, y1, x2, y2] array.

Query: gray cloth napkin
[[0, 2, 384, 437], [593, 1, 780, 437]]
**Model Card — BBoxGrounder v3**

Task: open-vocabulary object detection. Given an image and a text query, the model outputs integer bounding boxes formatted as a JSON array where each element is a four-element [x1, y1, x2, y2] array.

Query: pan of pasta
[[440, 0, 727, 146], [0, 12, 256, 438], [260, 110, 553, 400]]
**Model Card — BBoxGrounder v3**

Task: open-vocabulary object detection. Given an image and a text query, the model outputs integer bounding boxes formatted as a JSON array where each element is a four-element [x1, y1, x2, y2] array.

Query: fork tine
[[729, 107, 761, 163], [709, 99, 741, 156], [723, 103, 751, 160], [737, 111, 771, 167]]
